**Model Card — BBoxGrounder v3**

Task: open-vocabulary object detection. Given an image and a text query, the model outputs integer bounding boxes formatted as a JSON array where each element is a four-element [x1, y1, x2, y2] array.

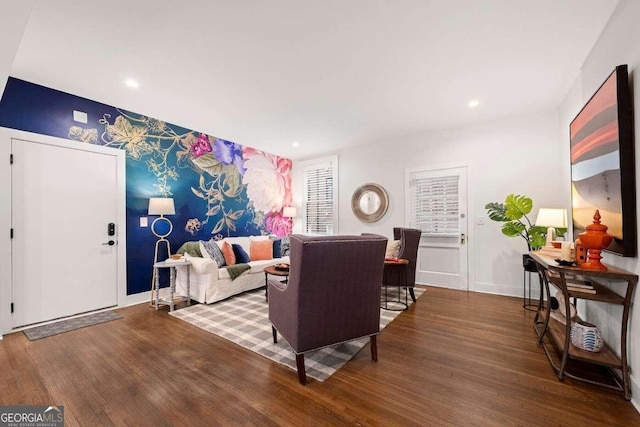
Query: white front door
[[11, 138, 120, 327], [406, 166, 468, 290]]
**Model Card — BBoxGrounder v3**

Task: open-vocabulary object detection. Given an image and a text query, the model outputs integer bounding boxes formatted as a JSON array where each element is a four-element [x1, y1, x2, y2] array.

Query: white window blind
[[409, 173, 459, 235], [303, 161, 335, 234]]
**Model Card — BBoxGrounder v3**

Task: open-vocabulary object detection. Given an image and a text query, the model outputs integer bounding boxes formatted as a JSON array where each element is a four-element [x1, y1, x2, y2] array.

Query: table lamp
[[536, 208, 568, 247]]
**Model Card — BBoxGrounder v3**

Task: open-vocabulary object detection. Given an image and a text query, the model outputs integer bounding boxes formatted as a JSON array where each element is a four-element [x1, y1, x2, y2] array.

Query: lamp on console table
[[578, 210, 613, 271], [535, 208, 568, 247]]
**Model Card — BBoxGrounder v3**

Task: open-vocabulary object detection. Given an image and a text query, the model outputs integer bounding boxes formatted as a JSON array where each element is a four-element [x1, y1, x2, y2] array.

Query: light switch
[[140, 217, 148, 227], [476, 217, 485, 226], [73, 110, 88, 123]]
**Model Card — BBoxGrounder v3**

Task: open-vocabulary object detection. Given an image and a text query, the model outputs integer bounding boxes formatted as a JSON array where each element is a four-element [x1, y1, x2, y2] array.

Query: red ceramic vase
[[578, 210, 613, 271]]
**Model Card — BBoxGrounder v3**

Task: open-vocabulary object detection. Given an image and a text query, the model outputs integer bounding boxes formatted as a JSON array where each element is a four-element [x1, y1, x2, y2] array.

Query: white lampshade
[[536, 208, 567, 228], [283, 207, 297, 218], [148, 197, 175, 216]]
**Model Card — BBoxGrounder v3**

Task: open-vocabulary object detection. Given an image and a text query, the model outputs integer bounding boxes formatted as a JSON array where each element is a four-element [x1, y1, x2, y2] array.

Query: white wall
[[559, 0, 640, 409], [0, 1, 35, 96], [293, 108, 568, 297]]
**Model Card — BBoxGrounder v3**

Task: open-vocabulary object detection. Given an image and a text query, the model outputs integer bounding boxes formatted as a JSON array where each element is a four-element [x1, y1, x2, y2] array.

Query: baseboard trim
[[126, 291, 152, 307]]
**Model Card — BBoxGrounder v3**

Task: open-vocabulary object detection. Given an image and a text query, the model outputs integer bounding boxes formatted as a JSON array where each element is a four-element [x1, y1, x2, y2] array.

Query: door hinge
[[9, 154, 13, 164], [10, 228, 13, 239], [10, 303, 14, 313]]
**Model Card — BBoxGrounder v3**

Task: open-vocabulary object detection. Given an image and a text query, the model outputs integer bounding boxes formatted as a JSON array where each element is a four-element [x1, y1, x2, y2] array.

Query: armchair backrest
[[270, 234, 387, 353], [393, 227, 421, 287]]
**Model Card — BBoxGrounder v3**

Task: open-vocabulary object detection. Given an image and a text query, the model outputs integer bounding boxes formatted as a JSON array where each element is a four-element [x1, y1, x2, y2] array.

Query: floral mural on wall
[[68, 109, 293, 238], [0, 77, 293, 294]]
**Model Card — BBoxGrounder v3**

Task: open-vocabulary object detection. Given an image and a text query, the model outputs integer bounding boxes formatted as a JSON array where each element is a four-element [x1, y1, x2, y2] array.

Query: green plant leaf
[[485, 202, 508, 222], [528, 226, 547, 250], [502, 221, 525, 237], [504, 194, 533, 220]]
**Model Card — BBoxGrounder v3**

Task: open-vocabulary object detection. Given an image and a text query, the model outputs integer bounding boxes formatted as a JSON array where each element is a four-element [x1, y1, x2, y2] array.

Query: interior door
[[406, 166, 468, 290], [11, 138, 119, 327]]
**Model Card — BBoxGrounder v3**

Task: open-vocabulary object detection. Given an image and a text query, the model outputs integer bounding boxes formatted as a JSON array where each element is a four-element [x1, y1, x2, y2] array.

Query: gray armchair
[[268, 234, 387, 384]]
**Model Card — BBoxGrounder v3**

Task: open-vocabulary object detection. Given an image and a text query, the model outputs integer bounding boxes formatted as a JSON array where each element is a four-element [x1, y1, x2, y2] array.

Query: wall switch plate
[[73, 110, 88, 123], [476, 217, 485, 225], [140, 217, 148, 227]]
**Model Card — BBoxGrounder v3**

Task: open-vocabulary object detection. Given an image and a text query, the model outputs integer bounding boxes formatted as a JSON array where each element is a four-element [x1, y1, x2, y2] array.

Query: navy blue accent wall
[[0, 78, 293, 295]]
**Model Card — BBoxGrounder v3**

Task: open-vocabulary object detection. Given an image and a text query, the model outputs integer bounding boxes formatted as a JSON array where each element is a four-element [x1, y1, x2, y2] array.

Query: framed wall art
[[570, 64, 636, 256]]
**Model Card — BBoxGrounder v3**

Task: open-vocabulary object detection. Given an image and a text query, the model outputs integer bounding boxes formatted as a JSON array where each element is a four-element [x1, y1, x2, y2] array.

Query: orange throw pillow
[[250, 239, 273, 261], [221, 241, 236, 266]]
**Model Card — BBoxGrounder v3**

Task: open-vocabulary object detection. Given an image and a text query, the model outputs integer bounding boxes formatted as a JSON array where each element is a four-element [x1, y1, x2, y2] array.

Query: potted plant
[[484, 194, 548, 251]]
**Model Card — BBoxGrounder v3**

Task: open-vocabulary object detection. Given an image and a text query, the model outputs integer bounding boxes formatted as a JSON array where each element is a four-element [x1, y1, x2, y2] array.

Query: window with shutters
[[301, 156, 338, 235], [408, 170, 460, 236]]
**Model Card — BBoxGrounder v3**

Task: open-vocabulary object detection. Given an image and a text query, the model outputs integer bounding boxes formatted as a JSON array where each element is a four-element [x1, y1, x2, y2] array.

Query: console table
[[530, 251, 637, 400]]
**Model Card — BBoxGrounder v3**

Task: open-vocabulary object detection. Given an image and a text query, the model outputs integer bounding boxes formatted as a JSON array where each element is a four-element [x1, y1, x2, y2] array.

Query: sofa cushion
[[271, 238, 283, 258], [280, 236, 290, 256], [386, 240, 401, 258], [177, 241, 203, 257], [232, 243, 251, 264], [201, 239, 226, 267], [221, 241, 236, 265], [250, 239, 273, 261]]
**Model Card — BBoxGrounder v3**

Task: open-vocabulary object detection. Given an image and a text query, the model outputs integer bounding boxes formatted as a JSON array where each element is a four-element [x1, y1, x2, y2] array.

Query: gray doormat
[[170, 287, 424, 382], [23, 311, 123, 340]]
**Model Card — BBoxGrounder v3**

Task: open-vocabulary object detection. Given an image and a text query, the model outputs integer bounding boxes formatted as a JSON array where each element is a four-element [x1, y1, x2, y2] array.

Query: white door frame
[[404, 161, 475, 291], [0, 127, 127, 337]]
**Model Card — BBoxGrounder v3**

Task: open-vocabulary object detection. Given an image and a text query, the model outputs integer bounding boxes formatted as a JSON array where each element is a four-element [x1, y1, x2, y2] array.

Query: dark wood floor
[[1, 286, 639, 426]]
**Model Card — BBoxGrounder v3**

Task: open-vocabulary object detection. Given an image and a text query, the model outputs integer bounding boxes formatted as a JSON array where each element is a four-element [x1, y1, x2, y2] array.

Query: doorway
[[405, 165, 468, 290], [9, 133, 126, 328]]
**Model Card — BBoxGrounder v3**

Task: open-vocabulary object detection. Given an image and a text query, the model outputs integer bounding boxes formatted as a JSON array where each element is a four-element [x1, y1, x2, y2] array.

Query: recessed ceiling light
[[125, 78, 139, 89], [468, 99, 480, 108], [292, 141, 300, 148]]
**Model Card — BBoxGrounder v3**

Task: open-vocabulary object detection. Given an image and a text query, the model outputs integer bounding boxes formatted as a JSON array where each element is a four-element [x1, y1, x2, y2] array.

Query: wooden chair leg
[[295, 354, 307, 385], [409, 287, 417, 302], [272, 326, 278, 343], [370, 335, 378, 362]]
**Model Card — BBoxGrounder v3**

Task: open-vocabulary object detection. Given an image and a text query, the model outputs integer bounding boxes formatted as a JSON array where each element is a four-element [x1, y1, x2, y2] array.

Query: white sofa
[[174, 236, 289, 304]]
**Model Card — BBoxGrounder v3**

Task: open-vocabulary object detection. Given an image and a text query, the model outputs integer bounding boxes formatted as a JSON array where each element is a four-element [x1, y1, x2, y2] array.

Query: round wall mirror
[[351, 183, 389, 223]]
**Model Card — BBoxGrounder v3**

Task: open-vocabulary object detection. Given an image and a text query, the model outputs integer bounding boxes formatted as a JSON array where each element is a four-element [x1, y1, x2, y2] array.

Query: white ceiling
[[9, 0, 619, 159]]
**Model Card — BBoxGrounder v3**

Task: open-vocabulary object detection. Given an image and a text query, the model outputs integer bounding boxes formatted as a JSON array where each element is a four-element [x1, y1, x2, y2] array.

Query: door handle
[[102, 240, 115, 246], [460, 234, 466, 244]]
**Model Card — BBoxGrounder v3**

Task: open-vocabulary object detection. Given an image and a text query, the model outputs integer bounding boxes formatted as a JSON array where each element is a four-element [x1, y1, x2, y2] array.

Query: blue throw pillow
[[272, 238, 282, 258], [232, 243, 251, 264], [201, 239, 225, 267]]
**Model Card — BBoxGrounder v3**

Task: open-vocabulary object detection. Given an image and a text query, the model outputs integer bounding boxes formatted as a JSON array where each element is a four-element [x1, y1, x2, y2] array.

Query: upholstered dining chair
[[386, 227, 421, 302], [268, 234, 387, 384]]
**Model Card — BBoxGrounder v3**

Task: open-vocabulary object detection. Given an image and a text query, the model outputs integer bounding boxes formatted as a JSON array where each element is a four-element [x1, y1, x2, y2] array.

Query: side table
[[264, 265, 289, 301], [382, 258, 410, 311], [153, 260, 191, 311]]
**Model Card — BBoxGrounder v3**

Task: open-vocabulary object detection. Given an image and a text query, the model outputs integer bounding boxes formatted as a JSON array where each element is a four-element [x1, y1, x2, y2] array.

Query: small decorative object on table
[[578, 210, 613, 271], [274, 263, 290, 271], [571, 320, 604, 352]]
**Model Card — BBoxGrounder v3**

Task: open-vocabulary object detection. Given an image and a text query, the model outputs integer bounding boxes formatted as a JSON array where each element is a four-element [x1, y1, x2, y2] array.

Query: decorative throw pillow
[[271, 238, 282, 258], [250, 239, 273, 261], [232, 243, 251, 264], [386, 240, 401, 258], [176, 241, 203, 257], [279, 236, 290, 257], [221, 241, 236, 266], [201, 239, 226, 267]]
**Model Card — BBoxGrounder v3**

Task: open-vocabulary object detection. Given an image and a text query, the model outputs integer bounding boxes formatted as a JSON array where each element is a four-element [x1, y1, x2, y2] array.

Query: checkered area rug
[[23, 310, 123, 340], [170, 287, 424, 382]]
